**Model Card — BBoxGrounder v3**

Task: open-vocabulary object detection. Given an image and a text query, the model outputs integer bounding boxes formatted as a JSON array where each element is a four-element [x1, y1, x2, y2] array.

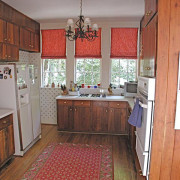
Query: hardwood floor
[[0, 125, 144, 180]]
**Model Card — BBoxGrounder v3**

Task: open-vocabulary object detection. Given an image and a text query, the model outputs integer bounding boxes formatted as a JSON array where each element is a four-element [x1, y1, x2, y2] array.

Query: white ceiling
[[2, 0, 145, 23]]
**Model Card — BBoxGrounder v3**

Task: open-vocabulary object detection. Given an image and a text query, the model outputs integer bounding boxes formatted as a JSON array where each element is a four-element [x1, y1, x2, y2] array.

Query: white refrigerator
[[0, 64, 41, 156]]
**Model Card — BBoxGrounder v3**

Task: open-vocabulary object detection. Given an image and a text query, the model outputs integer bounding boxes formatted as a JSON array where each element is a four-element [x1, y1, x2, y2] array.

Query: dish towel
[[128, 98, 143, 128]]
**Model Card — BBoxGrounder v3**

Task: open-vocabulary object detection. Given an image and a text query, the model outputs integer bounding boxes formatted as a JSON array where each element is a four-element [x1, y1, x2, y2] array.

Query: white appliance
[[0, 64, 41, 156], [135, 76, 156, 179], [124, 82, 138, 97]]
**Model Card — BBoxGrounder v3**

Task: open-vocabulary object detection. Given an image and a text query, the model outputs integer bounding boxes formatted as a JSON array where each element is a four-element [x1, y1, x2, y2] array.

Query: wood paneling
[[149, 0, 180, 179]]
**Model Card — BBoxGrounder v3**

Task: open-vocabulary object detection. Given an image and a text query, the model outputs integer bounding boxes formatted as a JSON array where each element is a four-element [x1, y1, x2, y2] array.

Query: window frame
[[110, 58, 137, 87], [75, 58, 102, 85], [41, 59, 66, 88]]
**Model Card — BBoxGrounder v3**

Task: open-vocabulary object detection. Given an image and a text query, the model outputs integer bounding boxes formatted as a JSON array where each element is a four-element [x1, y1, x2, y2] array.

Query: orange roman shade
[[41, 29, 66, 59], [111, 28, 138, 59], [75, 29, 101, 58]]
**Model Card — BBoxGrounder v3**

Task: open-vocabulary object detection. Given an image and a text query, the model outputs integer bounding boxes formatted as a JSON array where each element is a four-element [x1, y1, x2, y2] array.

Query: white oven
[[135, 77, 156, 179]]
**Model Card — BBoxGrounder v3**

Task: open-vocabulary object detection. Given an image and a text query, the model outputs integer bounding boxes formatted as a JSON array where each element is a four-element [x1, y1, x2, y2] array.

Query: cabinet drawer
[[109, 101, 127, 109], [57, 100, 72, 106], [0, 114, 13, 130], [74, 100, 91, 107], [93, 101, 108, 107]]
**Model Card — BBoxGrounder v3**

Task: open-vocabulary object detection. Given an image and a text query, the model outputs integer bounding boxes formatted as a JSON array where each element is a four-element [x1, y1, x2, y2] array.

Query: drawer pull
[[4, 38, 7, 41], [8, 56, 11, 58], [3, 121, 7, 124], [64, 101, 67, 104], [69, 108, 72, 111]]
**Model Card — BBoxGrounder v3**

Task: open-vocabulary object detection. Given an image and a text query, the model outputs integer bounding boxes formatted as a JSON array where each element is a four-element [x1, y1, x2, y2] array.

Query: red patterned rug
[[22, 143, 113, 180]]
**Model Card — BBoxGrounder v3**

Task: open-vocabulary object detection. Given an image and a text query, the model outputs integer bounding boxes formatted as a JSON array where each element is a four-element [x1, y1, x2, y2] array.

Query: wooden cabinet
[[92, 101, 108, 132], [140, 15, 157, 77], [0, 114, 15, 168], [57, 100, 73, 130], [20, 28, 40, 52], [0, 43, 19, 61], [0, 19, 19, 46], [142, 0, 157, 27], [57, 100, 129, 134]]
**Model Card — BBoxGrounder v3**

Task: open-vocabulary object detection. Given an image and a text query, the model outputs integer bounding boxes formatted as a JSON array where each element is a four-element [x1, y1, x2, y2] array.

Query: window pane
[[76, 59, 84, 72], [76, 72, 84, 85], [93, 73, 100, 85], [76, 58, 101, 85], [84, 59, 92, 72], [93, 59, 100, 72], [111, 59, 120, 73], [85, 72, 93, 85], [43, 72, 51, 86], [111, 59, 136, 86], [42, 59, 66, 87]]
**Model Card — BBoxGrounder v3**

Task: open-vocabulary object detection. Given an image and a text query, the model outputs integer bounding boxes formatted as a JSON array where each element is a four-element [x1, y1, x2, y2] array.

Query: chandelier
[[65, 0, 98, 41]]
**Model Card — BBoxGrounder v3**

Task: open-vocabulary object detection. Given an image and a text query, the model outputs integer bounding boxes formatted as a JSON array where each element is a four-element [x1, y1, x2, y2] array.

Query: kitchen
[[0, 0, 180, 180]]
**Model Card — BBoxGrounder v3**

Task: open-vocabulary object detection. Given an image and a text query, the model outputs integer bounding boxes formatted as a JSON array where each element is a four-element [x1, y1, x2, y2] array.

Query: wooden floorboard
[[0, 125, 144, 180]]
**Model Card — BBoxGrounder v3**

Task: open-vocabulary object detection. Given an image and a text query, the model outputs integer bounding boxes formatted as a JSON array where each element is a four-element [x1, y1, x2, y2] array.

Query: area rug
[[22, 143, 113, 180]]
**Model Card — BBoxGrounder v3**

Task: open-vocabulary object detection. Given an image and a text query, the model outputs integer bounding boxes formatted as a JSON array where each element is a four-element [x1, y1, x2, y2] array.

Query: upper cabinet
[[0, 1, 40, 62], [142, 0, 157, 27], [0, 19, 19, 46]]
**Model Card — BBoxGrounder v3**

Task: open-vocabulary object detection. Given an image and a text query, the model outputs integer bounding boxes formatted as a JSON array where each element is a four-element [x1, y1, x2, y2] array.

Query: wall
[[39, 20, 140, 124], [149, 0, 180, 179]]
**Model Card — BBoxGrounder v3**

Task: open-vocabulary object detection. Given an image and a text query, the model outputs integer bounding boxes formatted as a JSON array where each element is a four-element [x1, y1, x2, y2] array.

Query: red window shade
[[111, 28, 138, 59], [41, 29, 66, 59], [75, 29, 101, 58]]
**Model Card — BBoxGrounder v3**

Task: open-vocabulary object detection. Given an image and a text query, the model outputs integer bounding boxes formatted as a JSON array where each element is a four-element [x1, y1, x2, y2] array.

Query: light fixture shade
[[92, 24, 98, 31], [84, 17, 91, 26], [67, 19, 74, 26]]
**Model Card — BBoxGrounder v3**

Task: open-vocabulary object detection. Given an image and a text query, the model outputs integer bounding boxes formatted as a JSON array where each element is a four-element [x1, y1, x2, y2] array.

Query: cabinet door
[[142, 0, 157, 27], [20, 28, 31, 51], [74, 107, 91, 132], [7, 22, 19, 46], [57, 105, 74, 130], [30, 32, 35, 50], [6, 124, 15, 157], [0, 43, 7, 60], [108, 108, 128, 134], [0, 19, 7, 43], [140, 15, 157, 77], [34, 33, 40, 52], [92, 101, 108, 132], [0, 128, 8, 165], [6, 44, 19, 61]]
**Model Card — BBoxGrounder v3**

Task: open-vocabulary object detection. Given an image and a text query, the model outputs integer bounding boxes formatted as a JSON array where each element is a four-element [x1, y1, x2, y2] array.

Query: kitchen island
[[56, 95, 134, 134]]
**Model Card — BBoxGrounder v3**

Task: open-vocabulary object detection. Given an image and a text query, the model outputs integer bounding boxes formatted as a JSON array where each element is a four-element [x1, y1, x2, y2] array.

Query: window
[[42, 59, 66, 87], [76, 58, 101, 85], [111, 59, 136, 86]]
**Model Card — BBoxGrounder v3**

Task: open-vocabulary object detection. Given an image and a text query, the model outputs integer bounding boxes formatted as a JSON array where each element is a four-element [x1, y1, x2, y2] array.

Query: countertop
[[0, 109, 14, 119], [56, 95, 134, 109]]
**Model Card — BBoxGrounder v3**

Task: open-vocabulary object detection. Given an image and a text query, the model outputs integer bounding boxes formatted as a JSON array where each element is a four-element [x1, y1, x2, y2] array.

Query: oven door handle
[[139, 101, 148, 109], [134, 98, 148, 109]]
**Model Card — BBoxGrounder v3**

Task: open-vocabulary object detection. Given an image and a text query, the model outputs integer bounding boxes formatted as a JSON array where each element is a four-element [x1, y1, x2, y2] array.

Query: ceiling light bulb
[[92, 24, 98, 31]]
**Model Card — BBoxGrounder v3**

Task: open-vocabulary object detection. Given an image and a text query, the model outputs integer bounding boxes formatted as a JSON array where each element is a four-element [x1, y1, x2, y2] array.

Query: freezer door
[[136, 133, 149, 176]]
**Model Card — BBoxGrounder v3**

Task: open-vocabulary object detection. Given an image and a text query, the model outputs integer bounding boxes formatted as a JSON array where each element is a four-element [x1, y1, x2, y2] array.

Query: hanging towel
[[128, 98, 143, 128]]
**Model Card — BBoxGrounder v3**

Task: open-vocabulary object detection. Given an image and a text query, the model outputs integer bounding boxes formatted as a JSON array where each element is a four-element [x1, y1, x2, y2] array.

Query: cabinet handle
[[117, 104, 120, 106], [145, 67, 151, 70], [81, 102, 84, 105], [146, 10, 152, 16], [74, 108, 77, 112], [8, 56, 11, 58], [64, 101, 67, 104], [5, 55, 8, 58], [69, 108, 72, 111], [111, 110, 113, 113], [4, 38, 7, 41], [3, 121, 7, 124], [105, 110, 108, 113], [29, 45, 31, 47]]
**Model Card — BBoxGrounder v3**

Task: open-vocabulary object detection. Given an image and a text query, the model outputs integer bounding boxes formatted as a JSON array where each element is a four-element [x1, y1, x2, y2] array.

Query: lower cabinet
[[0, 114, 15, 167], [57, 100, 129, 134]]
